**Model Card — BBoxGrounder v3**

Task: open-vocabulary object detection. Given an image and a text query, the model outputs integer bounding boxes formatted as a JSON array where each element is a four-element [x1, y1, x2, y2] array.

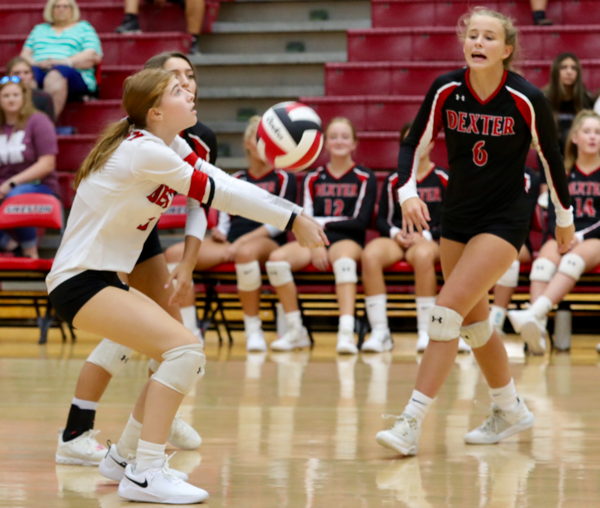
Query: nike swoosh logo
[[124, 475, 148, 488], [110, 455, 128, 469], [411, 399, 425, 405]]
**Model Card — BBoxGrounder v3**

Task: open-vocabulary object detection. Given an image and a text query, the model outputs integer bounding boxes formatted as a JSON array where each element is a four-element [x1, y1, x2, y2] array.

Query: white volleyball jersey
[[47, 130, 208, 292]]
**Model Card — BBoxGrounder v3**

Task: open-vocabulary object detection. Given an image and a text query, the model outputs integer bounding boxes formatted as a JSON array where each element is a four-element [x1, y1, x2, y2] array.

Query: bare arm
[[53, 49, 101, 70]]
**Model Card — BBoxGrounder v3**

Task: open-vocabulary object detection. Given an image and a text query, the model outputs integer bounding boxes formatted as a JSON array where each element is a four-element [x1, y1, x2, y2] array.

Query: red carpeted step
[[57, 134, 95, 172], [348, 26, 600, 62], [59, 100, 123, 133]]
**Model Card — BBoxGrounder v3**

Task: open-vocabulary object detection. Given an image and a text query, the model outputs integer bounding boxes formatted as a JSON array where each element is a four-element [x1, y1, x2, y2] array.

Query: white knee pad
[[148, 358, 160, 373], [497, 260, 520, 288], [266, 261, 293, 287], [427, 306, 463, 342], [461, 319, 493, 348], [333, 257, 358, 284], [86, 339, 133, 376], [235, 260, 262, 291], [151, 344, 206, 395], [530, 258, 557, 282], [558, 253, 586, 281]]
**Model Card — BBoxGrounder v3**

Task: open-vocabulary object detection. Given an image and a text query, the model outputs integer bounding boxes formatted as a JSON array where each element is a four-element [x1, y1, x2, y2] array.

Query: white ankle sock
[[416, 296, 436, 334], [339, 314, 355, 334], [529, 296, 553, 320], [489, 305, 507, 328], [180, 305, 200, 334], [489, 378, 520, 412], [135, 439, 165, 472], [72, 397, 98, 411], [365, 294, 388, 331], [243, 314, 262, 336], [403, 389, 434, 422], [285, 310, 302, 331], [275, 303, 288, 337], [117, 414, 142, 458]]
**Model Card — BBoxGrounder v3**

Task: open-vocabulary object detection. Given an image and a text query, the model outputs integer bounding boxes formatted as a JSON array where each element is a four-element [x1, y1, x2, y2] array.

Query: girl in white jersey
[[46, 68, 325, 504]]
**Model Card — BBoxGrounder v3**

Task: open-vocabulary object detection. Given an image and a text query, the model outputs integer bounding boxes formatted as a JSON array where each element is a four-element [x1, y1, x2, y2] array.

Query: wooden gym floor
[[1, 328, 600, 508]]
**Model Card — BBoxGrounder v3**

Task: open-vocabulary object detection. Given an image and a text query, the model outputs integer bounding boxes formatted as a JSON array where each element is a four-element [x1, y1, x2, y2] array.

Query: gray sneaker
[[464, 400, 534, 444]]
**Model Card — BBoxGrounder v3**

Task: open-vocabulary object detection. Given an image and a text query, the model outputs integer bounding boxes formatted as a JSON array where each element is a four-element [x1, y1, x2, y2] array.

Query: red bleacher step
[[347, 26, 600, 62], [371, 0, 599, 28], [59, 99, 123, 133], [325, 60, 600, 96]]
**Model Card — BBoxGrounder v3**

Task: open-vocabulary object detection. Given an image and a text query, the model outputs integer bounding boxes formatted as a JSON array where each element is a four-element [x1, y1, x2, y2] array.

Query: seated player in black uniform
[[165, 116, 297, 352], [509, 110, 600, 354], [375, 8, 574, 457], [489, 165, 541, 335], [266, 117, 377, 354], [361, 122, 470, 354]]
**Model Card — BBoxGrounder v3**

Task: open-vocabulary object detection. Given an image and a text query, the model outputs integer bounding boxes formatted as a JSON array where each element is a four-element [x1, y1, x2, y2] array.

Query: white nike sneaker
[[415, 332, 429, 353], [464, 400, 535, 444], [375, 413, 421, 456], [168, 416, 202, 450], [118, 454, 209, 504], [270, 325, 311, 351], [56, 429, 107, 466], [521, 319, 547, 356], [246, 330, 267, 352], [100, 444, 188, 482], [457, 337, 472, 354], [336, 328, 358, 355], [507, 308, 535, 334], [361, 328, 393, 353]]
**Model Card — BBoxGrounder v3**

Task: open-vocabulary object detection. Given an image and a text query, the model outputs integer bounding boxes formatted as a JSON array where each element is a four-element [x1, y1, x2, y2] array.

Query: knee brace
[[235, 260, 262, 291], [461, 319, 493, 348], [497, 260, 520, 288], [151, 344, 205, 395], [427, 306, 463, 342], [558, 253, 586, 281], [333, 257, 358, 284], [266, 261, 293, 287], [530, 258, 557, 282], [86, 339, 133, 376]]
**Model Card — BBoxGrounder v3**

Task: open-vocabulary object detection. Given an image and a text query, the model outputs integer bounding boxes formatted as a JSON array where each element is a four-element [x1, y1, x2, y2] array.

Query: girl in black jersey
[[509, 111, 600, 354], [361, 122, 469, 354], [376, 8, 574, 457], [165, 116, 297, 353], [266, 118, 377, 354]]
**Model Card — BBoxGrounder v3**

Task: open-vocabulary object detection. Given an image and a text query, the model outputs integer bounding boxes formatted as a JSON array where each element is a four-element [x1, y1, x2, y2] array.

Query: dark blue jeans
[[0, 183, 56, 250]]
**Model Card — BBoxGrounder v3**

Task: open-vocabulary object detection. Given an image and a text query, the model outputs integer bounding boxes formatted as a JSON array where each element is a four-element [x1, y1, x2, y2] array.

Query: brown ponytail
[[75, 69, 173, 187]]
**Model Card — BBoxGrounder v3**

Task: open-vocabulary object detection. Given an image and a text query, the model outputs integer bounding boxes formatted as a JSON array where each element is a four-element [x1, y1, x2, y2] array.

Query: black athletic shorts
[[325, 231, 365, 248], [441, 216, 529, 252], [136, 225, 163, 265], [49, 270, 130, 327]]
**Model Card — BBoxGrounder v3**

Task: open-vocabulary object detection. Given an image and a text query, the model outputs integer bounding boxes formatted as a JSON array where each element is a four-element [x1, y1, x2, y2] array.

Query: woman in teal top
[[20, 0, 102, 119]]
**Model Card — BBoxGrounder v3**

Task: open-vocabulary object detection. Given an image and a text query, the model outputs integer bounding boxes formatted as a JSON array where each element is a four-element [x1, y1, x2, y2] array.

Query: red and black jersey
[[303, 164, 377, 246], [181, 121, 218, 165], [217, 168, 297, 244], [549, 165, 600, 240], [378, 166, 448, 240], [397, 68, 572, 229]]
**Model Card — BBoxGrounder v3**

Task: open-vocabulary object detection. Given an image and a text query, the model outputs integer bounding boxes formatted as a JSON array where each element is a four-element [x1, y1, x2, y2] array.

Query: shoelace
[[161, 452, 182, 483], [473, 402, 505, 434], [381, 414, 417, 435], [83, 430, 102, 451]]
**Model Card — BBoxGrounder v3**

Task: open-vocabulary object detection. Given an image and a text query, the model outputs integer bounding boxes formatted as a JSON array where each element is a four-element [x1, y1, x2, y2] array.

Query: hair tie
[[126, 117, 133, 125]]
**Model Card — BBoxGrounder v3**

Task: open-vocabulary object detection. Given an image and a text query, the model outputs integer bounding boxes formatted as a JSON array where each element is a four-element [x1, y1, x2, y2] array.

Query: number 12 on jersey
[[324, 198, 344, 217]]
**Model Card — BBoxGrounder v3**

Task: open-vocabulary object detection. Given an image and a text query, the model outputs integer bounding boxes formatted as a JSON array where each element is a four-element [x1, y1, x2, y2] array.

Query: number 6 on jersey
[[472, 140, 488, 167]]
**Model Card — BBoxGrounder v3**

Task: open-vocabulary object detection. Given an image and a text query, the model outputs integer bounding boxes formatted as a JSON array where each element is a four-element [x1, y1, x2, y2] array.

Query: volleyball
[[257, 101, 324, 171]]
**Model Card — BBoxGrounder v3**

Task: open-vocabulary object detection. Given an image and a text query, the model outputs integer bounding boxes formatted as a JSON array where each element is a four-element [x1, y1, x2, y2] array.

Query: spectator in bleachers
[[165, 116, 297, 352], [19, 0, 102, 119], [530, 0, 553, 25], [115, 0, 204, 55], [0, 76, 58, 259], [360, 122, 469, 354], [265, 118, 377, 354], [543, 53, 594, 155], [508, 110, 600, 354], [6, 57, 55, 123], [489, 166, 542, 335]]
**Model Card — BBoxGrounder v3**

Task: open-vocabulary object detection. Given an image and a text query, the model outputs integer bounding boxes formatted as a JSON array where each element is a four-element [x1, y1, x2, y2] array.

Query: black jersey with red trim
[[548, 165, 600, 240], [219, 168, 297, 243], [181, 121, 217, 165], [378, 166, 448, 240], [397, 68, 572, 229], [303, 164, 377, 246]]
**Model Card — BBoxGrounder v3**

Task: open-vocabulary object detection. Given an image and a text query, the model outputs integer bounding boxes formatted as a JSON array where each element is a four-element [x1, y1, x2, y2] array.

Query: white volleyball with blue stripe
[[257, 102, 323, 171]]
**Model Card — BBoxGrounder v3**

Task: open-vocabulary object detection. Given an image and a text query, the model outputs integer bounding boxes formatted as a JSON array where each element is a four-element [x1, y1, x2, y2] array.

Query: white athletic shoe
[[521, 320, 547, 356], [507, 308, 535, 334], [361, 328, 393, 353], [458, 337, 472, 354], [270, 326, 311, 351], [168, 416, 202, 450], [415, 332, 429, 353], [246, 330, 267, 352], [56, 429, 107, 466], [336, 328, 358, 355], [100, 444, 188, 482], [375, 413, 421, 456], [118, 454, 209, 504], [464, 400, 535, 444]]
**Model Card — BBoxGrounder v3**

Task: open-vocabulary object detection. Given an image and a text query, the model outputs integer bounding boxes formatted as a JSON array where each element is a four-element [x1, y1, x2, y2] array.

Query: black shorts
[[136, 225, 163, 265], [441, 217, 529, 252], [49, 270, 129, 327], [325, 231, 365, 248]]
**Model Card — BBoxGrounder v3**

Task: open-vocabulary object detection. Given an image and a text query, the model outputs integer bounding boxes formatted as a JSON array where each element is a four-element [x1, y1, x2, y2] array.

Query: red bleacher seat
[[99, 65, 139, 99], [57, 134, 95, 171], [0, 193, 62, 230], [59, 99, 123, 134]]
